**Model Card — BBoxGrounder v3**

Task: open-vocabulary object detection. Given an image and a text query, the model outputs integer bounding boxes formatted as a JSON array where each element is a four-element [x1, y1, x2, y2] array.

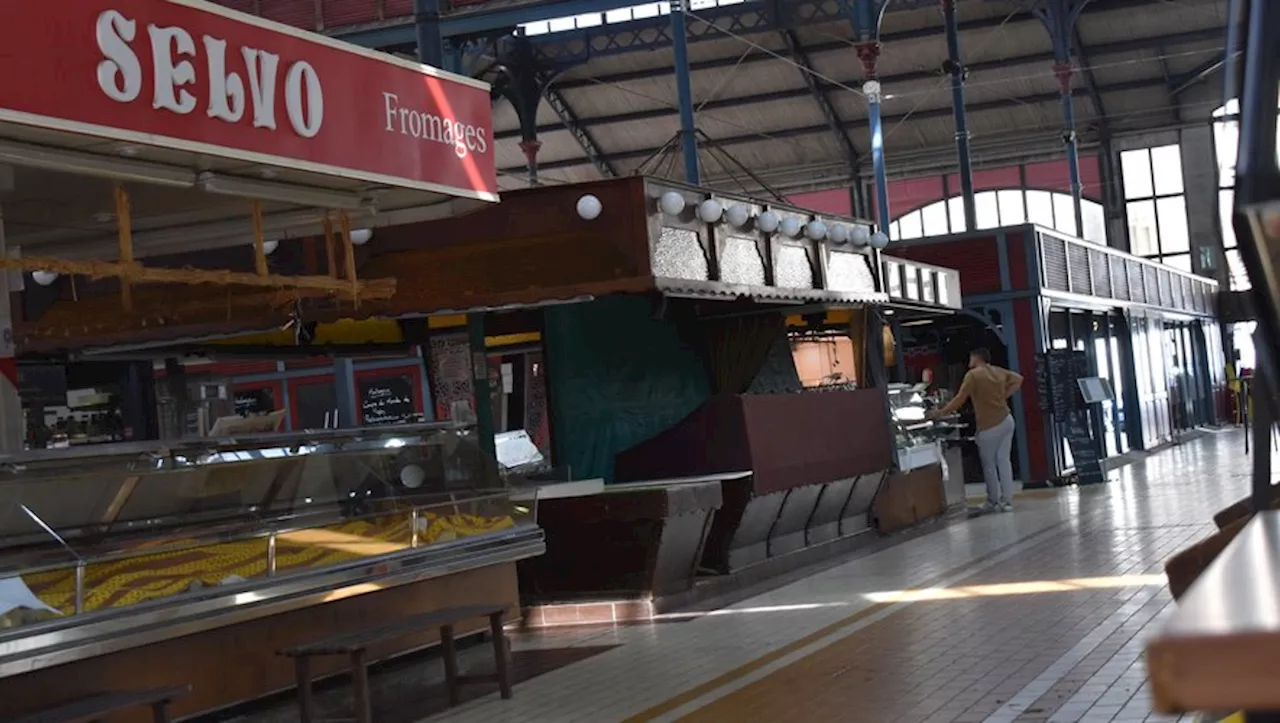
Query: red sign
[[0, 0, 497, 200]]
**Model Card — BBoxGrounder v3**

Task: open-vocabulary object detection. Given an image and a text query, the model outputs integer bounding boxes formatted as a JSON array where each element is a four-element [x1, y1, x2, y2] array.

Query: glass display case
[[0, 423, 541, 675], [887, 384, 965, 470]]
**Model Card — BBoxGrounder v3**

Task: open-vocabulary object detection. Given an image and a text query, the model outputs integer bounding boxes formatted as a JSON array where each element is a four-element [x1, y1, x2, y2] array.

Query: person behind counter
[[927, 347, 1023, 513]]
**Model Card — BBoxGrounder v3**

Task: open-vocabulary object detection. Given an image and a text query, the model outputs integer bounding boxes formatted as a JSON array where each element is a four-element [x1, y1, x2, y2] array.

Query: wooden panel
[[872, 465, 945, 534]]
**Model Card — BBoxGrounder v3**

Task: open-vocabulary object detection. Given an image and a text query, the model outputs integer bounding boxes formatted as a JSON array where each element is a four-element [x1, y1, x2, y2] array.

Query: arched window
[[888, 190, 1106, 245], [1212, 99, 1280, 292]]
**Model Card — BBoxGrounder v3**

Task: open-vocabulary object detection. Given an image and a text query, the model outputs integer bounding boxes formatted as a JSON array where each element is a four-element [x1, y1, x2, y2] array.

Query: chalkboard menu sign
[[360, 376, 416, 426], [18, 365, 67, 407], [1033, 354, 1051, 412], [234, 388, 274, 417], [1066, 410, 1105, 485], [1041, 349, 1090, 418]]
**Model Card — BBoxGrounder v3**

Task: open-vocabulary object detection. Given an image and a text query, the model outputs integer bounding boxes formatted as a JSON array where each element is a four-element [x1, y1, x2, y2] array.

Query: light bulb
[[349, 228, 373, 245], [659, 191, 686, 217], [261, 239, 279, 255], [756, 211, 780, 233], [697, 199, 723, 224], [870, 231, 889, 249], [780, 217, 802, 238], [725, 203, 751, 228], [850, 225, 871, 246], [804, 220, 827, 241], [576, 194, 603, 220], [829, 224, 850, 244], [31, 270, 59, 286]]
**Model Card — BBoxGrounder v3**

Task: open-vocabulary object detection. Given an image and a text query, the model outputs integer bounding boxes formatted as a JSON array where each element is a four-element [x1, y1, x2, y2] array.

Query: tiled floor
[[416, 428, 1248, 723]]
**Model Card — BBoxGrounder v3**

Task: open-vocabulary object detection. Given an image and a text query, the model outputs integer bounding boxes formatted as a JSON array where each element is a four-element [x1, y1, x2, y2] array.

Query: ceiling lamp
[[261, 239, 279, 255], [756, 211, 780, 234], [804, 220, 828, 241], [31, 271, 59, 286], [779, 217, 802, 238], [829, 224, 850, 244], [870, 231, 890, 249], [725, 203, 751, 228], [697, 199, 724, 224], [659, 191, 686, 217], [576, 194, 603, 220], [850, 225, 871, 247], [349, 228, 373, 245]]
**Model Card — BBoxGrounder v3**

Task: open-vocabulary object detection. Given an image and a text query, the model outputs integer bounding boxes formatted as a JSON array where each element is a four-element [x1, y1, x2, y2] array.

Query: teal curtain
[[544, 297, 712, 482]]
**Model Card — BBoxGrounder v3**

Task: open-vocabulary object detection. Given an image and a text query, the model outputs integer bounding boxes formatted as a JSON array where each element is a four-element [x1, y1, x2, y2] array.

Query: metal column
[[850, 0, 890, 231], [0, 206, 22, 452], [942, 0, 976, 231], [671, 0, 700, 184], [1033, 0, 1087, 236], [333, 358, 358, 428], [414, 0, 445, 71]]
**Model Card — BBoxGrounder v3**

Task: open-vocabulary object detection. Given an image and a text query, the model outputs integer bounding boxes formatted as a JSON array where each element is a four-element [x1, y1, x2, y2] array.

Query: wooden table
[[1147, 511, 1280, 714]]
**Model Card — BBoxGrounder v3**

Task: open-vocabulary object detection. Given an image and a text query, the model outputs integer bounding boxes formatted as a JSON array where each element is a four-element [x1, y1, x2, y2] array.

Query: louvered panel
[[1159, 269, 1174, 307], [1110, 257, 1129, 300], [1067, 243, 1091, 294], [1171, 274, 1185, 310], [1088, 249, 1112, 298], [1180, 275, 1194, 312], [1128, 260, 1146, 304], [1042, 237, 1069, 291], [1144, 267, 1160, 305]]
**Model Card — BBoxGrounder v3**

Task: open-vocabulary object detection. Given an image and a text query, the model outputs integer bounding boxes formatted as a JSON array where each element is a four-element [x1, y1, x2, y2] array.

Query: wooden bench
[[280, 603, 512, 723], [1147, 511, 1280, 716], [12, 686, 190, 723]]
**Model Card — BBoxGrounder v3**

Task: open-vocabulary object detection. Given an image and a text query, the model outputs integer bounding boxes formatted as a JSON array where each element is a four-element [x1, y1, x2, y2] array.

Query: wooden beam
[[114, 183, 133, 311], [322, 214, 338, 278], [4, 255, 396, 299], [339, 210, 359, 308], [251, 200, 268, 276]]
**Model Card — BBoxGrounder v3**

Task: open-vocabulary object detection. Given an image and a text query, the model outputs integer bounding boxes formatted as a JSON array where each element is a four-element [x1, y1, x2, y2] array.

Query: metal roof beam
[[334, 0, 1168, 54], [510, 76, 1165, 174], [779, 30, 860, 174], [543, 85, 618, 177], [1170, 53, 1237, 96], [552, 24, 1221, 91], [504, 29, 1222, 141]]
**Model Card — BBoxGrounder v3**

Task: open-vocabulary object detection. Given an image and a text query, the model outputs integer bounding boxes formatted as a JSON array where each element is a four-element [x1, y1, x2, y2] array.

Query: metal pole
[[942, 0, 976, 231], [414, 0, 445, 67], [1056, 62, 1085, 235], [671, 0, 700, 184], [865, 81, 891, 231], [469, 314, 497, 461]]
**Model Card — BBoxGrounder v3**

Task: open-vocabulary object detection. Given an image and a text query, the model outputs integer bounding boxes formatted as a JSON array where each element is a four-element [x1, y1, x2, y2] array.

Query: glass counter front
[[887, 384, 965, 471], [0, 423, 537, 636]]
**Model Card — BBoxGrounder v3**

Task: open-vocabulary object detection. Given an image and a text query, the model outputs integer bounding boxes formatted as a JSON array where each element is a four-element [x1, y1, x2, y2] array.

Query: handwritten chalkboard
[[1043, 349, 1089, 418], [234, 388, 274, 417], [1033, 354, 1051, 412], [360, 376, 416, 426], [1066, 409, 1105, 485]]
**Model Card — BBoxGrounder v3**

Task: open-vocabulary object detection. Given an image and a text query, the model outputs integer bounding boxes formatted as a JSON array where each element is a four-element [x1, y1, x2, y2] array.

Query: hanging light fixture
[[756, 210, 780, 233], [659, 191, 686, 217], [349, 228, 373, 245], [870, 231, 890, 249], [804, 220, 828, 241], [697, 199, 724, 223], [576, 194, 603, 220], [780, 217, 802, 238], [31, 270, 59, 286], [850, 225, 871, 247], [829, 224, 850, 244], [725, 203, 751, 228]]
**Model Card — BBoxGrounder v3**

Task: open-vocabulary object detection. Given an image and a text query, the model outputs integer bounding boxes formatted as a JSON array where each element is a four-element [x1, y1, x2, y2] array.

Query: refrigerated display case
[[887, 383, 965, 471], [0, 422, 541, 684]]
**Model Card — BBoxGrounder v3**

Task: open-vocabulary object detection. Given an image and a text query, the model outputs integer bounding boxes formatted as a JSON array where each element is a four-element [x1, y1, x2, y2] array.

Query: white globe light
[[804, 220, 827, 241], [349, 228, 373, 245], [659, 191, 686, 217], [697, 199, 723, 224], [261, 239, 279, 255], [400, 464, 426, 488], [850, 224, 871, 247], [829, 224, 850, 244], [576, 194, 603, 220], [31, 270, 58, 286], [756, 210, 780, 233], [779, 217, 802, 238], [870, 231, 890, 249], [725, 203, 751, 228]]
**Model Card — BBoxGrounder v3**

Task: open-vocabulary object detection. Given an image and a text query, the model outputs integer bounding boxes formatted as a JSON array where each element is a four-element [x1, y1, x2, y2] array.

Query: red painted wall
[[787, 188, 852, 217], [1012, 298, 1050, 483], [892, 236, 1005, 294]]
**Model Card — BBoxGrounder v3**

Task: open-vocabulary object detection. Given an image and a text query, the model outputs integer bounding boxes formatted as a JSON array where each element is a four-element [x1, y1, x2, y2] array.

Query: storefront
[[893, 225, 1223, 486]]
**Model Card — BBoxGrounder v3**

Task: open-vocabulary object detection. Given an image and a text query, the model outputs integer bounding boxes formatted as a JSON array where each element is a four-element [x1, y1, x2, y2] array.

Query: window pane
[[1053, 194, 1078, 237], [1226, 249, 1252, 291], [1127, 200, 1159, 257], [1215, 118, 1239, 188], [1156, 196, 1190, 253], [948, 197, 967, 233], [890, 220, 900, 241], [898, 210, 923, 240], [1150, 144, 1184, 196], [921, 201, 950, 237], [975, 191, 1000, 229], [1162, 254, 1192, 272], [997, 190, 1026, 225], [1026, 190, 1055, 228], [1220, 188, 1237, 248], [1121, 148, 1154, 200], [1082, 200, 1107, 244]]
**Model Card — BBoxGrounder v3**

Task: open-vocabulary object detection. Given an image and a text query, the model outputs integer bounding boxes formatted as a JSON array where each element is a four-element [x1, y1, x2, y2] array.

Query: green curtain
[[544, 296, 712, 482]]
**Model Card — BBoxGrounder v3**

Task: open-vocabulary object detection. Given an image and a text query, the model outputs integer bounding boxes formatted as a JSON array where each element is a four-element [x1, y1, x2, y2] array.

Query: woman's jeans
[[975, 414, 1016, 505]]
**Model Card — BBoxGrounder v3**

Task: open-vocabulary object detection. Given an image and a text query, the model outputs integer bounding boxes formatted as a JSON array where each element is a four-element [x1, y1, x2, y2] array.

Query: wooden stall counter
[[517, 475, 726, 626]]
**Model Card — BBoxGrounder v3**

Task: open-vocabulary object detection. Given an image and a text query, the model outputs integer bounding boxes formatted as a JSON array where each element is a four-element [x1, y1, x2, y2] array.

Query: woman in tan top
[[928, 348, 1024, 512]]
